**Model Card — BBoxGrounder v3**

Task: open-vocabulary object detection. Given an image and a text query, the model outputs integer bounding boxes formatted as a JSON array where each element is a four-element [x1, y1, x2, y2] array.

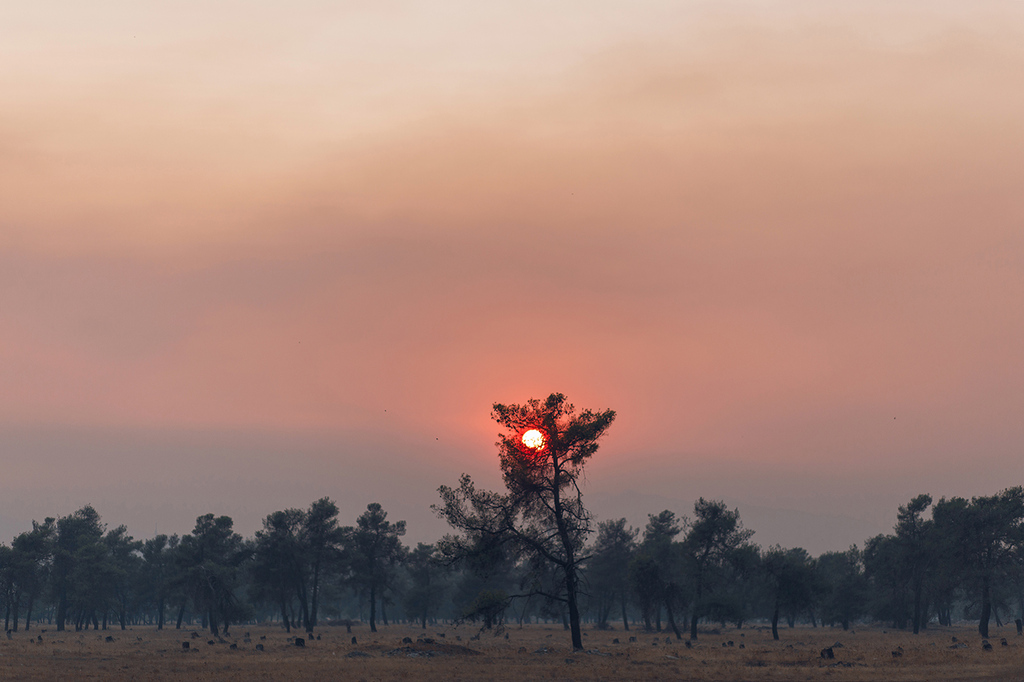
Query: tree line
[[4, 489, 1024, 642], [3, 394, 1023, 647]]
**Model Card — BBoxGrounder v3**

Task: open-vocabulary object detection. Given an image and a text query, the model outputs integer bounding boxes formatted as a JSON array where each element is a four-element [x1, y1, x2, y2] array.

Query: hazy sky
[[2, 1, 1023, 554]]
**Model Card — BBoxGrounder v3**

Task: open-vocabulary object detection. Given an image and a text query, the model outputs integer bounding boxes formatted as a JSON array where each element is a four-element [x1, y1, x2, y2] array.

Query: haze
[[2, 1, 1023, 555]]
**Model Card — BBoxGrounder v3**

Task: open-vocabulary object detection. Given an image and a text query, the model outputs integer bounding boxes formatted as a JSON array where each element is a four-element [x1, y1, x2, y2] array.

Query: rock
[[181, 642, 189, 650]]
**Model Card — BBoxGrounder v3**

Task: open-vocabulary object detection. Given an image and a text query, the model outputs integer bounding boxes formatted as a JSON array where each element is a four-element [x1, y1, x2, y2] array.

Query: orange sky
[[2, 1, 1023, 552]]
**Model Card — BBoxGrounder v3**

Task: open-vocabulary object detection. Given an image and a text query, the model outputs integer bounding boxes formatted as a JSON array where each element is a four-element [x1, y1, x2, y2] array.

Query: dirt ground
[[2, 622, 1022, 681]]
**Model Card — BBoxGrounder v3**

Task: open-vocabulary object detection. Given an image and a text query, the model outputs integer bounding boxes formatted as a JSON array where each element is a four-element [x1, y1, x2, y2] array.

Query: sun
[[521, 429, 545, 450]]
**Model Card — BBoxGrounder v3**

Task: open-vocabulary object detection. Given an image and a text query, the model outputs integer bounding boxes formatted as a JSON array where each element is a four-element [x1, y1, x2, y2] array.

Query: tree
[[588, 518, 637, 630], [894, 494, 933, 634], [301, 497, 344, 629], [51, 505, 106, 631], [10, 520, 54, 631], [436, 393, 616, 651], [633, 511, 684, 637], [816, 546, 866, 630], [403, 543, 445, 629], [251, 509, 307, 632], [762, 546, 815, 640], [175, 514, 248, 636], [345, 502, 406, 633], [141, 534, 175, 629], [104, 525, 142, 630], [956, 489, 1024, 638], [681, 498, 753, 640]]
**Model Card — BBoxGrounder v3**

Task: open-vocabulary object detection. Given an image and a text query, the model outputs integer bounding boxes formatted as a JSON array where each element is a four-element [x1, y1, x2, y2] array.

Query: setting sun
[[521, 429, 545, 450]]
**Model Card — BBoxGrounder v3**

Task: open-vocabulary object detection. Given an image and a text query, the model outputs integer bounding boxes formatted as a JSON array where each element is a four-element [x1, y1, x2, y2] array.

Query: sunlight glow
[[522, 429, 545, 450]]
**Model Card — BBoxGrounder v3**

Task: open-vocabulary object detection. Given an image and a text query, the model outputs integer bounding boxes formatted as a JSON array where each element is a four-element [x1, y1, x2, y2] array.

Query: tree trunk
[[980, 575, 991, 639], [564, 564, 583, 649], [11, 589, 20, 632], [311, 560, 321, 628], [621, 595, 630, 631], [689, 612, 699, 640], [25, 593, 34, 631], [912, 577, 922, 634], [772, 604, 780, 641], [56, 593, 67, 631], [157, 596, 165, 630], [369, 585, 377, 633], [175, 602, 185, 629], [665, 600, 682, 639]]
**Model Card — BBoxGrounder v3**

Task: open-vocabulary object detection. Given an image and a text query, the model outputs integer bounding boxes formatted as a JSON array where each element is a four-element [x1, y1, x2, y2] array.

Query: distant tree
[[104, 525, 142, 630], [762, 546, 815, 640], [894, 494, 933, 634], [141, 534, 175, 629], [0, 546, 14, 631], [629, 553, 660, 631], [816, 546, 866, 630], [345, 502, 406, 633], [10, 519, 54, 631], [436, 393, 615, 651], [301, 497, 344, 629], [251, 509, 306, 632], [402, 543, 445, 629], [929, 496, 970, 626], [955, 489, 1024, 638], [634, 511, 684, 637], [588, 518, 637, 630], [175, 514, 248, 636], [864, 532, 911, 628], [681, 498, 753, 640], [51, 505, 106, 631]]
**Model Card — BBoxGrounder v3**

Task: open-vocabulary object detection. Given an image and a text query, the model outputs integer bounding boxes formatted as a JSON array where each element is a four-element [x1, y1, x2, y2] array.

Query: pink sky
[[2, 1, 1023, 553]]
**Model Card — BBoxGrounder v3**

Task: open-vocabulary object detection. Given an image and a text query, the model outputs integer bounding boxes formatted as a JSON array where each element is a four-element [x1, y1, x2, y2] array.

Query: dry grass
[[2, 622, 1022, 681]]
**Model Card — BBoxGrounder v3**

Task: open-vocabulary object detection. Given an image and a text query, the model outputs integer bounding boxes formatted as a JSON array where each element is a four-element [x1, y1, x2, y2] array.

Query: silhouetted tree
[[436, 393, 616, 651], [958, 489, 1024, 638], [10, 519, 54, 631], [252, 509, 306, 632], [104, 525, 142, 630], [141, 534, 175, 629], [636, 511, 684, 636], [588, 518, 637, 630], [175, 514, 248, 636], [51, 505, 106, 631], [302, 497, 344, 628], [894, 494, 933, 634], [816, 546, 866, 630], [762, 546, 815, 640], [403, 543, 445, 629], [681, 498, 753, 640], [345, 503, 406, 633]]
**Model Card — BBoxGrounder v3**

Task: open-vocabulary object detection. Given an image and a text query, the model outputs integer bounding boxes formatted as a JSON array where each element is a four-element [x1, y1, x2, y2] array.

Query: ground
[[1, 621, 1021, 681]]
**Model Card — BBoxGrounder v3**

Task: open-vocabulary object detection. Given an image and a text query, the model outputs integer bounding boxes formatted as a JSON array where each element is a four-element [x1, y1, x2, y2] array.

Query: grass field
[[2, 622, 1022, 681]]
